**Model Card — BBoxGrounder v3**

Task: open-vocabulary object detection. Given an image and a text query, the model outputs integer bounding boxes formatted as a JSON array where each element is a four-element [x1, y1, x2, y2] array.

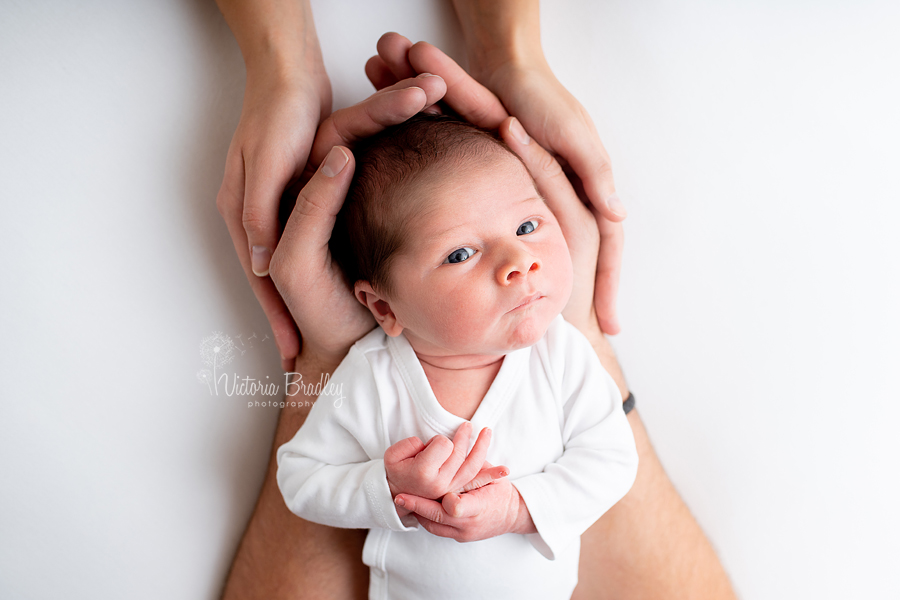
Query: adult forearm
[[215, 0, 324, 84], [450, 0, 546, 81], [220, 351, 368, 600], [575, 327, 737, 600]]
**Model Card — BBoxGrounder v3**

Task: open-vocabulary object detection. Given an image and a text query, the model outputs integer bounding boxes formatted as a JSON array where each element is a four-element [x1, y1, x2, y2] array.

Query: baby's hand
[[384, 422, 506, 506], [394, 475, 537, 542]]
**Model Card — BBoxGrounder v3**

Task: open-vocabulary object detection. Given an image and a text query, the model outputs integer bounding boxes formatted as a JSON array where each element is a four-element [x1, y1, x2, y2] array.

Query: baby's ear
[[354, 281, 403, 337]]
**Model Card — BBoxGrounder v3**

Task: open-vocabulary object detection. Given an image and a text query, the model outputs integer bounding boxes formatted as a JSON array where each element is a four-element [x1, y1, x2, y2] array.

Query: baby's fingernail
[[606, 193, 627, 218], [250, 245, 271, 277], [509, 118, 531, 146], [418, 73, 441, 79], [321, 146, 349, 178], [395, 497, 405, 507]]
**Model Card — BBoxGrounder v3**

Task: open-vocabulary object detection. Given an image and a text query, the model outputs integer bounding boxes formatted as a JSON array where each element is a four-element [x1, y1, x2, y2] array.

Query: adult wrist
[[451, 0, 547, 85], [218, 0, 324, 88]]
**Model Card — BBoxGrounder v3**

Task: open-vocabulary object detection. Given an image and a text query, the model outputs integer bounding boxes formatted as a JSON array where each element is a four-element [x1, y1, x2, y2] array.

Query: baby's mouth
[[509, 292, 544, 312]]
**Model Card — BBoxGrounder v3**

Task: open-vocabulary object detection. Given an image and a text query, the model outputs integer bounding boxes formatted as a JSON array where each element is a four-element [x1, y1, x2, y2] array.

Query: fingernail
[[321, 146, 349, 178], [606, 193, 627, 218], [250, 245, 271, 277], [418, 73, 441, 79], [395, 497, 405, 507], [509, 118, 531, 146]]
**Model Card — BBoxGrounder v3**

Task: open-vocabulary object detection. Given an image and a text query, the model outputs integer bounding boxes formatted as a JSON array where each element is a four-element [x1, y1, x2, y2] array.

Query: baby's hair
[[330, 113, 521, 297]]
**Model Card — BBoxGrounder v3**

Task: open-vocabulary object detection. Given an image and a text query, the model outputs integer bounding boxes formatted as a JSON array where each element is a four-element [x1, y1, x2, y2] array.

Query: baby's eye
[[517, 220, 538, 236], [444, 247, 476, 264]]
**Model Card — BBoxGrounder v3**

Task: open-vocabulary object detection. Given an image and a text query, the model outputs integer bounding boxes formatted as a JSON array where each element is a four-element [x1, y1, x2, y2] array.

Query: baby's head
[[331, 114, 573, 357]]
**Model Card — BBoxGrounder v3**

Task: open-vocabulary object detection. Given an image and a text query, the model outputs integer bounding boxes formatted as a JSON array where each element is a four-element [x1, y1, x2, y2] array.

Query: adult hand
[[365, 35, 609, 336], [268, 74, 448, 365], [216, 64, 331, 371], [366, 34, 624, 335]]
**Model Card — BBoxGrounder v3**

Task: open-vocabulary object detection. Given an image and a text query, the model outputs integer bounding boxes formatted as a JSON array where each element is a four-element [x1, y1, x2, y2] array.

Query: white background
[[1, 1, 898, 598]]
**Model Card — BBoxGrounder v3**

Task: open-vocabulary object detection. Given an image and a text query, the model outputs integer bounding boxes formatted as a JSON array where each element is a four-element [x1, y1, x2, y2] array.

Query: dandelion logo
[[197, 332, 236, 395]]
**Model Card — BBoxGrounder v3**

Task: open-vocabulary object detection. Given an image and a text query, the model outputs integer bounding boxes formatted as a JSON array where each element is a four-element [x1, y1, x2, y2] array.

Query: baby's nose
[[497, 252, 541, 285]]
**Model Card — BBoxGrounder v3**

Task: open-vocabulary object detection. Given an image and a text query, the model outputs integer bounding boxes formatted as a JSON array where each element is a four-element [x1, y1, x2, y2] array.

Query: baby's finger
[[365, 55, 398, 91], [442, 490, 486, 519], [384, 436, 426, 466], [594, 214, 624, 335], [375, 32, 416, 81], [415, 434, 454, 472], [395, 494, 447, 524], [456, 465, 509, 494], [447, 427, 492, 491], [438, 422, 472, 479], [407, 41, 508, 129], [309, 74, 447, 167], [414, 514, 460, 541]]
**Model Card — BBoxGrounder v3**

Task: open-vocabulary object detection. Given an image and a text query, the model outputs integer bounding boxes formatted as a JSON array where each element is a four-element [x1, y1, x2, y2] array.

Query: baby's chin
[[502, 314, 556, 352]]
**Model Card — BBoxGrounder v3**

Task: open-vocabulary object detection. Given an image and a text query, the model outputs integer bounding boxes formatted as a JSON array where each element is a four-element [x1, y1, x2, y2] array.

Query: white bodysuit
[[276, 315, 639, 600]]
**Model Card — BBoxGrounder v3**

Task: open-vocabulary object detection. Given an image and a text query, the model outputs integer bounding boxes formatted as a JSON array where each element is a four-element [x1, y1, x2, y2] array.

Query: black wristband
[[623, 392, 636, 415]]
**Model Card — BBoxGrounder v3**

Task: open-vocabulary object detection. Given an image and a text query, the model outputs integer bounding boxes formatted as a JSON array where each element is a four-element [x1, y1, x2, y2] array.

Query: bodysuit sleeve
[[512, 318, 639, 560], [275, 344, 416, 532]]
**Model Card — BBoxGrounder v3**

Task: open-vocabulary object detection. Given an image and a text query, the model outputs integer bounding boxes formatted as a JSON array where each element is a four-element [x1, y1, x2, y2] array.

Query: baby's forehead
[[403, 153, 538, 231]]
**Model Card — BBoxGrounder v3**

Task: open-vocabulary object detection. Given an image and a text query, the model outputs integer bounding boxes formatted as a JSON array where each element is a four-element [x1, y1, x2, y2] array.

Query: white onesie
[[276, 315, 639, 600]]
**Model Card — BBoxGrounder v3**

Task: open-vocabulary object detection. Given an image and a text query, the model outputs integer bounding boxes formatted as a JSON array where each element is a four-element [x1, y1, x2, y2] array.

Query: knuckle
[[241, 208, 268, 236], [536, 150, 564, 179], [216, 188, 239, 220]]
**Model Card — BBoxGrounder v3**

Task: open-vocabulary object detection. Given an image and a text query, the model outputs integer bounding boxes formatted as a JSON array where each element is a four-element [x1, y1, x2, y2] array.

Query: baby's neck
[[414, 351, 505, 421]]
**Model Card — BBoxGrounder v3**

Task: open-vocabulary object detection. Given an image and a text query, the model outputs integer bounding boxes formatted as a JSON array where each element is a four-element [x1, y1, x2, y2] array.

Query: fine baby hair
[[330, 113, 524, 297]]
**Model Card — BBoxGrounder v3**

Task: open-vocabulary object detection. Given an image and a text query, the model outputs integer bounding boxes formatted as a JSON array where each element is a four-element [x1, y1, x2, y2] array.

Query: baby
[[276, 114, 638, 600]]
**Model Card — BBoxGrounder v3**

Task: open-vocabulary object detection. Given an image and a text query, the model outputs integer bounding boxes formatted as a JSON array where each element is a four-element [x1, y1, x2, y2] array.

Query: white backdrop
[[1, 1, 898, 599]]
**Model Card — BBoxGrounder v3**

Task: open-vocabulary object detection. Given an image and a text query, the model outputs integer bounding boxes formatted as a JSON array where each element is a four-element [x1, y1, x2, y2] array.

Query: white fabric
[[276, 315, 638, 600]]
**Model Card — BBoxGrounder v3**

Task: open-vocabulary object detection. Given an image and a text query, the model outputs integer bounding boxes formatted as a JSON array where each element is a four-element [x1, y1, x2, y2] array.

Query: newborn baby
[[276, 114, 638, 600]]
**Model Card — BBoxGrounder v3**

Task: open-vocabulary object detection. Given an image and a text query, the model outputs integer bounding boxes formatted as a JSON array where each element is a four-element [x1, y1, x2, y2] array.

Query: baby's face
[[384, 150, 573, 357]]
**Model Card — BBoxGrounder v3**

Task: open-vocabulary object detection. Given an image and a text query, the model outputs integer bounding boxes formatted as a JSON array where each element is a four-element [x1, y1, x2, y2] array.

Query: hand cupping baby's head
[[331, 113, 573, 356]]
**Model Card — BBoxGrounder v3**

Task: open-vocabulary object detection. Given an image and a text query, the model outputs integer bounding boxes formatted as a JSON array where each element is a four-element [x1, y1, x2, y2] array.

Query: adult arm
[[215, 0, 331, 370], [220, 351, 369, 600]]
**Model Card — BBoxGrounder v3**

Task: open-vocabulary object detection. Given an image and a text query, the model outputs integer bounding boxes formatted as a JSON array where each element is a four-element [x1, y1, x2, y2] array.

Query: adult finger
[[384, 436, 426, 466], [365, 55, 398, 91], [308, 74, 447, 167], [269, 146, 354, 302], [241, 146, 299, 279], [438, 422, 472, 480], [447, 427, 493, 491], [375, 32, 416, 81], [406, 41, 508, 129], [500, 118, 593, 249], [594, 213, 624, 335], [217, 148, 299, 367], [556, 122, 627, 223]]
